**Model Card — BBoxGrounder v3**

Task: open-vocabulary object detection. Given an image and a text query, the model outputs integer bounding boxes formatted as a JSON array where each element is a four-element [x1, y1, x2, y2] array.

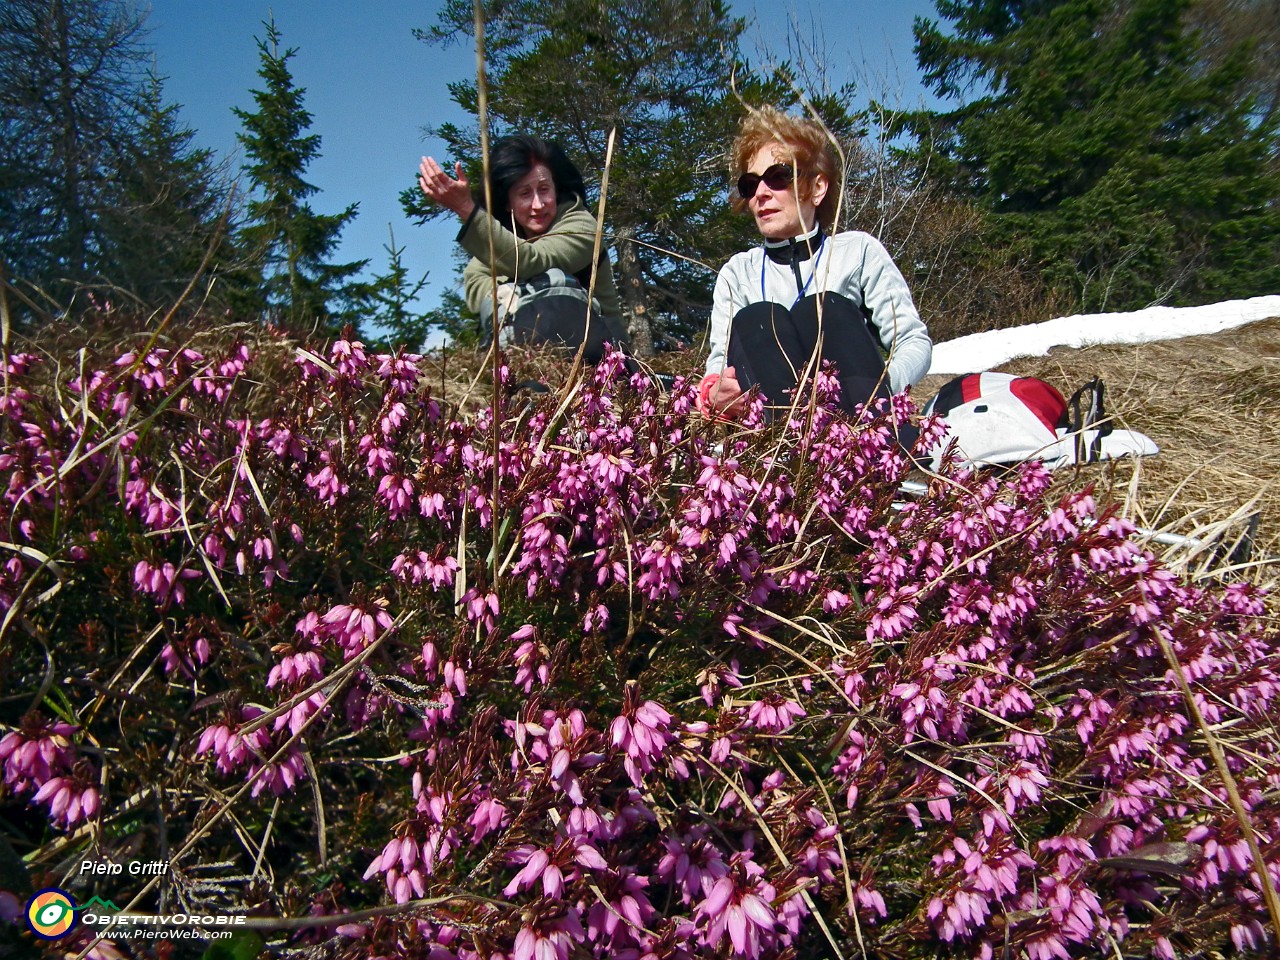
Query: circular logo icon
[[26, 887, 77, 939]]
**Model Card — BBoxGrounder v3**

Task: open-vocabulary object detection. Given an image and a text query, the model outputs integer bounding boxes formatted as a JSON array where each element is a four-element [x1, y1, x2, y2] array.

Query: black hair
[[479, 135, 589, 234]]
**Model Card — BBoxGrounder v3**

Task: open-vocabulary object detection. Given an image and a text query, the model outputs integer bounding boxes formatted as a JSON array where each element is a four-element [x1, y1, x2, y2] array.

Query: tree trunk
[[612, 225, 653, 356]]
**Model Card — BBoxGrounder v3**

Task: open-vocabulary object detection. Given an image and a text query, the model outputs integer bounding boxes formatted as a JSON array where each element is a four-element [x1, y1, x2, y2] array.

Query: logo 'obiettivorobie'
[[23, 887, 244, 942], [25, 887, 77, 939]]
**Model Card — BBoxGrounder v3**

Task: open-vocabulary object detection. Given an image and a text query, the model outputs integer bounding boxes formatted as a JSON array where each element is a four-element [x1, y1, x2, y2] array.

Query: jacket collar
[[763, 224, 824, 264]]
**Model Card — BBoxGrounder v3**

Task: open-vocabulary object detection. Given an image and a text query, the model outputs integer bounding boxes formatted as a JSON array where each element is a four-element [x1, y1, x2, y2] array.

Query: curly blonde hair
[[730, 106, 840, 230]]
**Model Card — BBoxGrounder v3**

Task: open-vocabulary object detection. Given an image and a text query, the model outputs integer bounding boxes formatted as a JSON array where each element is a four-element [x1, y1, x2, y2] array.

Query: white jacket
[[706, 227, 932, 393]]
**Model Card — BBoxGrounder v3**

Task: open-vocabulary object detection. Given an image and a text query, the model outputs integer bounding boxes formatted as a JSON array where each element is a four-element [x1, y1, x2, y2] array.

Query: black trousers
[[507, 272, 630, 365], [726, 293, 891, 415]]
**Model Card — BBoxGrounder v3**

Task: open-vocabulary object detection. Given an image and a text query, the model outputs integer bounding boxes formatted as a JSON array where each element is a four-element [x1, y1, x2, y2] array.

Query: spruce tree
[[901, 0, 1280, 311], [98, 71, 232, 310], [233, 18, 367, 333], [366, 226, 433, 351], [0, 0, 149, 314]]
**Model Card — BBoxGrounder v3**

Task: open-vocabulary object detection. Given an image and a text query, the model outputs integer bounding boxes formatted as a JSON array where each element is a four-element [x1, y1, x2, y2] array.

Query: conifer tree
[[98, 71, 232, 309], [233, 18, 367, 333], [900, 0, 1280, 311], [366, 226, 434, 350], [0, 0, 149, 313]]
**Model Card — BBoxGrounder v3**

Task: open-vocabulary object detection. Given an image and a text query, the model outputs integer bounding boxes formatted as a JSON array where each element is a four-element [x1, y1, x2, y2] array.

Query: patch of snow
[[928, 294, 1280, 376]]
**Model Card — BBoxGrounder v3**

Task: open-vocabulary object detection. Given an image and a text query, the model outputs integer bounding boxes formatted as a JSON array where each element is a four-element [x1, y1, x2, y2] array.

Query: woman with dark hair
[[418, 135, 628, 359]]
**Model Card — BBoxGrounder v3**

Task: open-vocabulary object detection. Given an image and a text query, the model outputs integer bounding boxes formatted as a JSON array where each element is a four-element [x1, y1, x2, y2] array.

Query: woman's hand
[[418, 157, 476, 221], [708, 366, 748, 418]]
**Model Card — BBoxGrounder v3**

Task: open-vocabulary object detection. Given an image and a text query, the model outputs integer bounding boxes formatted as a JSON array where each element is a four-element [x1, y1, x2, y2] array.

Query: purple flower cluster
[[0, 718, 99, 827], [1, 327, 1278, 959]]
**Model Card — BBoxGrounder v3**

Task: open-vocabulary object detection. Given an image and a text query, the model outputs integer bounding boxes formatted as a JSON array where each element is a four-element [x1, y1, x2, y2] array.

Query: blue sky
[[146, 0, 942, 320]]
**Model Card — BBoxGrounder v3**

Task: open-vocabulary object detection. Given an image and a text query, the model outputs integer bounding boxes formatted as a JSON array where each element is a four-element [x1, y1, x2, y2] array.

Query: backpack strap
[[1066, 378, 1111, 464]]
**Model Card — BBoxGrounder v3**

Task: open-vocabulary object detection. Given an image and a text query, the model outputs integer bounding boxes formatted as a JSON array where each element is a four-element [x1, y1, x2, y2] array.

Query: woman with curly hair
[[699, 107, 931, 421]]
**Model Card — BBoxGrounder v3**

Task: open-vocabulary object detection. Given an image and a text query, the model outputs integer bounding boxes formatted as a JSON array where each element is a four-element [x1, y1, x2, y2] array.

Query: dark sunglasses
[[737, 163, 794, 199]]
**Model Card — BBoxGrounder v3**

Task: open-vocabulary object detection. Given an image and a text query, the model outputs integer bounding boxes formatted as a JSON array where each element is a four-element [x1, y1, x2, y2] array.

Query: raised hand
[[418, 157, 476, 220]]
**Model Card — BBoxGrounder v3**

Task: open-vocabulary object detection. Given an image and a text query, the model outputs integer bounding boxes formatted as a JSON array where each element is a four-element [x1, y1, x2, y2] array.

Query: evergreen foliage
[[0, 0, 146, 312], [900, 0, 1280, 312], [233, 18, 369, 334], [421, 286, 486, 349], [0, 1, 233, 320], [1189, 0, 1280, 129], [96, 72, 233, 310], [366, 226, 434, 351]]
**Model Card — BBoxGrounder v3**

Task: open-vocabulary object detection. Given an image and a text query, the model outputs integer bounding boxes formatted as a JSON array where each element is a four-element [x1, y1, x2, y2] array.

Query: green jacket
[[458, 197, 624, 328]]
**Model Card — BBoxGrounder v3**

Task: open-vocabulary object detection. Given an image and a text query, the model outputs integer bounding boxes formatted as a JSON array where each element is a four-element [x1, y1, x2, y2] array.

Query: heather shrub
[[1, 319, 1277, 960]]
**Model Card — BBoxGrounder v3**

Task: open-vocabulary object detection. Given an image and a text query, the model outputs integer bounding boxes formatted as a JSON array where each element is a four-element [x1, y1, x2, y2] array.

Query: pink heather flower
[[1003, 761, 1050, 814], [460, 588, 499, 632], [64, 930, 127, 960], [1069, 689, 1113, 744], [926, 888, 992, 943], [823, 589, 851, 613], [329, 337, 369, 376], [443, 660, 467, 697], [657, 827, 730, 904], [249, 748, 308, 798], [375, 353, 424, 394], [196, 707, 273, 775], [697, 874, 777, 957], [503, 847, 559, 899], [132, 559, 202, 607], [746, 694, 806, 734], [304, 449, 349, 505], [512, 630, 552, 692], [635, 539, 685, 600], [698, 661, 743, 707], [1, 721, 79, 794], [1230, 920, 1265, 952], [418, 488, 448, 520], [512, 921, 581, 960], [466, 795, 507, 843], [866, 587, 919, 641], [585, 867, 655, 943], [390, 549, 458, 589], [610, 696, 673, 786], [583, 603, 610, 632], [795, 808, 840, 883], [585, 449, 634, 486], [318, 601, 395, 658], [159, 635, 213, 677], [380, 400, 409, 437], [357, 433, 397, 476], [926, 778, 957, 822], [853, 882, 888, 919], [267, 647, 325, 688], [33, 776, 100, 827], [507, 708, 602, 806], [273, 691, 330, 737]]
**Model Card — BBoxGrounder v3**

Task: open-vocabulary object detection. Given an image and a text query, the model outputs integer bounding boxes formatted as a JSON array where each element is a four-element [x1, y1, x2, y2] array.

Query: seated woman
[[418, 135, 629, 362], [698, 107, 932, 422]]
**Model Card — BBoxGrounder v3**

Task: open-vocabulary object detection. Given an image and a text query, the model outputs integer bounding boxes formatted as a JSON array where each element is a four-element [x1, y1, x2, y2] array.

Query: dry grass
[[916, 316, 1280, 585]]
